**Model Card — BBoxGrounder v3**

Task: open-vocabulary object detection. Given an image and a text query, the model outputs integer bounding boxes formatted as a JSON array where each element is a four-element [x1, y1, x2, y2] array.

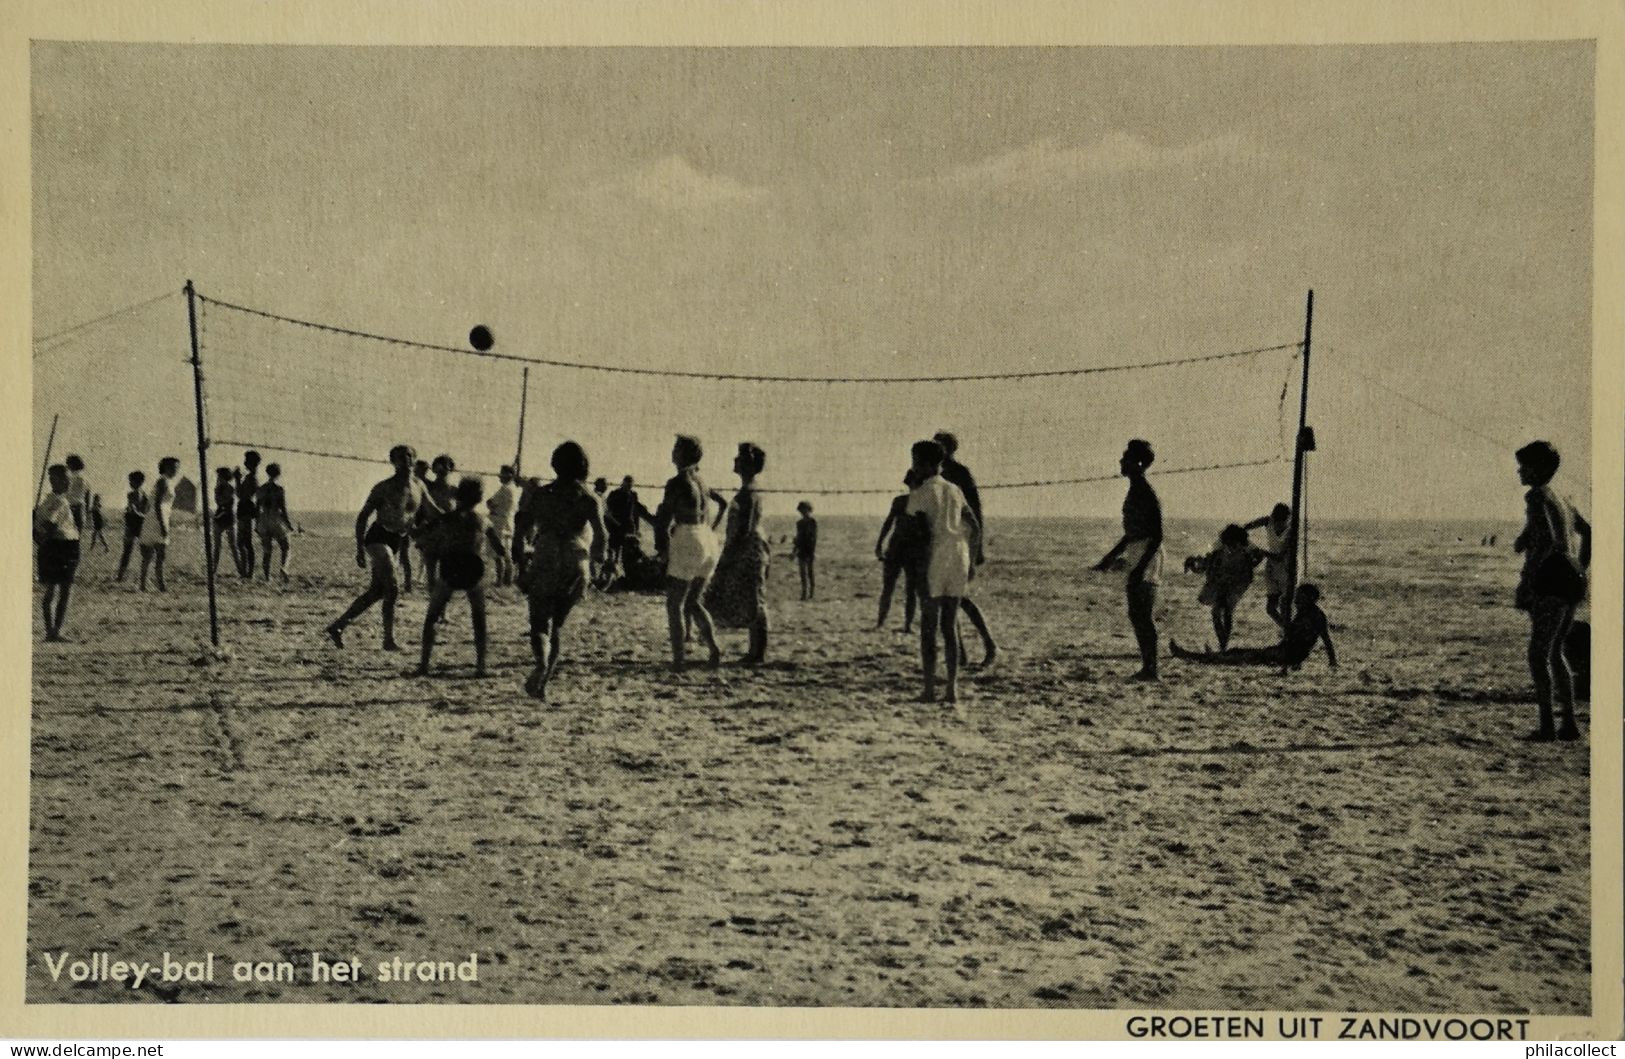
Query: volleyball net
[[192, 288, 1304, 501]]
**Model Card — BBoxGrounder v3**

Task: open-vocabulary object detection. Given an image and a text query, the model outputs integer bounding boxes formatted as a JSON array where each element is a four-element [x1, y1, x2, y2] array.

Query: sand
[[28, 516, 1590, 1009]]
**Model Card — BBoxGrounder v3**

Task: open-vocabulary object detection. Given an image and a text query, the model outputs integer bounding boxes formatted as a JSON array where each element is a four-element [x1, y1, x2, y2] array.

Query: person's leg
[[1170, 639, 1280, 665], [469, 587, 489, 676], [877, 561, 900, 627], [548, 598, 572, 674], [961, 598, 996, 669], [684, 579, 722, 666], [277, 536, 291, 581], [327, 545, 395, 648], [378, 549, 402, 649], [664, 579, 688, 669], [41, 584, 57, 639], [526, 594, 552, 698], [1127, 582, 1158, 679], [798, 558, 810, 600], [918, 598, 940, 701], [117, 533, 135, 580], [940, 597, 962, 702], [417, 581, 452, 675], [238, 521, 255, 579], [153, 544, 167, 592], [807, 558, 816, 600], [399, 543, 413, 593], [1550, 603, 1580, 739], [52, 580, 73, 640], [1527, 600, 1561, 739], [138, 545, 152, 590], [746, 606, 769, 664], [902, 564, 918, 632], [1265, 592, 1285, 628]]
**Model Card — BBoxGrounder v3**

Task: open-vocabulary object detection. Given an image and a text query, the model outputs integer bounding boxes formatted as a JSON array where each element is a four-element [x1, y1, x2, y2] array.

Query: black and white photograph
[[11, 9, 1622, 1041]]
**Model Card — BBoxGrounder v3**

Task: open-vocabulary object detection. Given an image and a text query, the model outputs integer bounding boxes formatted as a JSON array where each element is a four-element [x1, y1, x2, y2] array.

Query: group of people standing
[[211, 449, 296, 583]]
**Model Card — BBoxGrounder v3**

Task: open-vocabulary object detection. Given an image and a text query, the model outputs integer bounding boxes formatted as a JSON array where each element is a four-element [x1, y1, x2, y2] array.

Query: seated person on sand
[[1171, 583, 1336, 672], [1195, 523, 1264, 652]]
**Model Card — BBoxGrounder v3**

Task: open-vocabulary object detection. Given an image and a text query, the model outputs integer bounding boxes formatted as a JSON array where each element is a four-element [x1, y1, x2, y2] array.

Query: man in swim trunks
[[325, 444, 439, 651], [234, 450, 262, 578]]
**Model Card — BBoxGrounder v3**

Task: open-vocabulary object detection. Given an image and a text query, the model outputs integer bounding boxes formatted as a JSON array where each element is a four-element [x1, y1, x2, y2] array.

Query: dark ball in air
[[469, 325, 494, 352]]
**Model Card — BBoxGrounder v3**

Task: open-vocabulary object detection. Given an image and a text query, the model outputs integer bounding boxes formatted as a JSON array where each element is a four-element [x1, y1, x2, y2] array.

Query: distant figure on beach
[[234, 450, 261, 578], [116, 470, 147, 582], [88, 494, 109, 552], [256, 463, 294, 582], [517, 442, 606, 701], [486, 465, 520, 587], [1512, 440, 1591, 743], [603, 475, 656, 586], [400, 458, 432, 592], [706, 443, 773, 664], [137, 456, 180, 592], [64, 454, 89, 535], [1172, 583, 1337, 671], [325, 444, 437, 652], [1244, 503, 1294, 627], [512, 474, 542, 580], [906, 439, 980, 703], [656, 434, 727, 670], [210, 467, 237, 574], [932, 431, 998, 668], [1197, 524, 1263, 652], [416, 476, 506, 678], [1094, 439, 1163, 681], [34, 464, 81, 642], [794, 501, 818, 601], [874, 470, 923, 633]]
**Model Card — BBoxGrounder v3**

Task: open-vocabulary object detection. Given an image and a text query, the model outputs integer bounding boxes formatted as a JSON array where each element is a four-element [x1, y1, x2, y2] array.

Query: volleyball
[[469, 325, 494, 351]]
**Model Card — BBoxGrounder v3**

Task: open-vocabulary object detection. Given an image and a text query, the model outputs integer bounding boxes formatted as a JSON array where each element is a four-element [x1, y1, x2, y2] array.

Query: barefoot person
[[485, 465, 520, 587], [88, 495, 109, 552], [1094, 438, 1163, 681], [874, 471, 922, 632], [1172, 583, 1337, 671], [603, 475, 655, 586], [34, 464, 81, 641], [418, 454, 457, 589], [906, 440, 980, 703], [706, 443, 772, 664], [1244, 503, 1294, 628], [517, 442, 607, 700], [210, 467, 237, 575], [234, 450, 262, 578], [1512, 440, 1591, 742], [256, 463, 294, 582], [794, 501, 817, 601], [1196, 524, 1262, 652], [137, 457, 180, 592], [417, 476, 506, 678], [116, 470, 147, 582], [64, 454, 90, 535], [325, 445, 437, 651], [656, 434, 727, 670], [933, 431, 997, 668]]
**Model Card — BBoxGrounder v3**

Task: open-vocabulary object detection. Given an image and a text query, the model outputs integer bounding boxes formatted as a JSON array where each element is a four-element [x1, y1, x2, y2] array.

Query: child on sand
[[211, 467, 238, 574], [906, 439, 981, 703], [1171, 583, 1337, 671], [137, 457, 180, 592], [256, 463, 294, 582], [875, 471, 922, 632], [417, 475, 507, 678], [116, 471, 147, 582], [1197, 524, 1263, 652], [794, 501, 818, 600], [518, 442, 607, 700], [34, 464, 81, 642], [88, 495, 109, 551]]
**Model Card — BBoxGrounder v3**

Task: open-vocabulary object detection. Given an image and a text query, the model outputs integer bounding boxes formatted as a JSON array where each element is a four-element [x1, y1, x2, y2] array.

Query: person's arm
[[636, 500, 655, 527], [353, 486, 380, 567], [587, 498, 608, 565], [876, 503, 898, 558], [1243, 515, 1269, 531], [708, 488, 729, 532], [1576, 512, 1591, 570], [1093, 536, 1129, 571], [154, 481, 170, 536], [1319, 617, 1338, 668], [963, 505, 982, 562]]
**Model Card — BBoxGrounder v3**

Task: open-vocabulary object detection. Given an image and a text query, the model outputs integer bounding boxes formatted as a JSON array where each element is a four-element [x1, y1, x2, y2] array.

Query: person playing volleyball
[[417, 475, 507, 678], [517, 442, 606, 700], [656, 434, 727, 671], [326, 444, 438, 651], [256, 462, 294, 582], [486, 465, 520, 587], [906, 439, 981, 704]]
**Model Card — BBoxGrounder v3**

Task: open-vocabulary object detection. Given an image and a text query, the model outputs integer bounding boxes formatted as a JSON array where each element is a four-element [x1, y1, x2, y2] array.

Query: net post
[[1284, 288, 1314, 623], [514, 366, 529, 475], [34, 413, 59, 508], [186, 280, 221, 647]]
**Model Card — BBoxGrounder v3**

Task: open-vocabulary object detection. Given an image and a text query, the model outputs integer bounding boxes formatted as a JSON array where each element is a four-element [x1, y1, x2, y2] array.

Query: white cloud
[[926, 131, 1252, 190], [586, 155, 769, 211]]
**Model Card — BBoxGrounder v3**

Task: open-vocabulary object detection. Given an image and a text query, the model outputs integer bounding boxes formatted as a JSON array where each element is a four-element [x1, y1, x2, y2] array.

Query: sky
[[31, 43, 1594, 519]]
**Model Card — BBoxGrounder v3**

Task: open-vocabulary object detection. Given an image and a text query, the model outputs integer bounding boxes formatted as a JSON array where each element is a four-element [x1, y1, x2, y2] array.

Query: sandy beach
[[28, 515, 1590, 1009]]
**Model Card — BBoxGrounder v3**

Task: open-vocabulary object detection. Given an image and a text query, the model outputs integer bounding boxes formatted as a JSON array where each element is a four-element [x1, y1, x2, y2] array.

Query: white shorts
[[666, 522, 719, 582]]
